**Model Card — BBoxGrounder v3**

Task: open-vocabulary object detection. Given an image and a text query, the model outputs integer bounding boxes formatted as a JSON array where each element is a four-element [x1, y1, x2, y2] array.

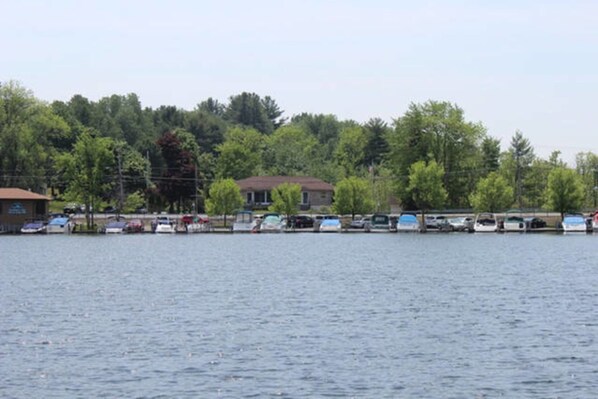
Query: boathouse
[[236, 176, 334, 211], [0, 188, 50, 233]]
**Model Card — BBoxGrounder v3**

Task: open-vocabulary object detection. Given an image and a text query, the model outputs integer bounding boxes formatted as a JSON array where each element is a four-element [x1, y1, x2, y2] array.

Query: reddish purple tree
[[156, 131, 196, 212]]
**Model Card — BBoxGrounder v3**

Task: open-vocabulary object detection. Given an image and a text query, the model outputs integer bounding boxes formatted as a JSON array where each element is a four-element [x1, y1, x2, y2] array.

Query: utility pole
[[117, 147, 124, 218]]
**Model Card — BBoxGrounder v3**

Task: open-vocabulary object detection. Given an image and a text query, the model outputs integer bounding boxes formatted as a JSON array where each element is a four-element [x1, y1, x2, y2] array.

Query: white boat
[[396, 213, 420, 232], [21, 220, 46, 234], [503, 210, 526, 232], [562, 213, 587, 233], [474, 213, 498, 232], [152, 216, 176, 234], [185, 215, 211, 233], [365, 214, 391, 232], [259, 214, 285, 233], [233, 211, 258, 233], [104, 220, 127, 234], [46, 216, 73, 234], [319, 216, 342, 233]]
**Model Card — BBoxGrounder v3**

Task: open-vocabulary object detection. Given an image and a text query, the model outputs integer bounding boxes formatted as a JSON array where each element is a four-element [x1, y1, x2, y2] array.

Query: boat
[[152, 216, 176, 234], [592, 212, 598, 232], [319, 216, 342, 233], [365, 213, 391, 232], [259, 214, 285, 233], [561, 213, 587, 233], [20, 220, 46, 234], [503, 210, 526, 232], [124, 219, 145, 233], [396, 213, 421, 232], [104, 220, 127, 234], [185, 215, 211, 233], [474, 213, 498, 232], [233, 210, 258, 233], [46, 216, 73, 234]]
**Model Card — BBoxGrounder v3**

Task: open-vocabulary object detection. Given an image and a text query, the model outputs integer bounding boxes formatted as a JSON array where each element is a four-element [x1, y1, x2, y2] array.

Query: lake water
[[1, 233, 597, 398]]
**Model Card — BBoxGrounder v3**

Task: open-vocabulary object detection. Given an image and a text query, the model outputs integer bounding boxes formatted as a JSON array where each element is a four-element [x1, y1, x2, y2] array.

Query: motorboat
[[20, 220, 46, 234], [259, 214, 285, 233], [104, 220, 127, 234], [125, 219, 145, 233], [319, 216, 342, 233], [592, 212, 598, 232], [561, 213, 587, 233], [396, 213, 420, 232], [46, 216, 73, 234], [185, 215, 211, 233], [474, 213, 498, 232], [365, 214, 391, 232], [152, 216, 176, 234], [233, 211, 257, 233], [503, 210, 526, 232]]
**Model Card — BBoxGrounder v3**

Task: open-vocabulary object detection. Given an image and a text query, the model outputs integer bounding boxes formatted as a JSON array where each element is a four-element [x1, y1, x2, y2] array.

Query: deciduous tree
[[469, 172, 513, 213], [544, 167, 585, 220], [269, 182, 301, 221], [333, 177, 374, 220], [205, 178, 244, 227]]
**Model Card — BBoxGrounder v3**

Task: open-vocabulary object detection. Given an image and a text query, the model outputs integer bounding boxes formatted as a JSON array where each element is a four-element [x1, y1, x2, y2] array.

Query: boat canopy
[[49, 217, 69, 225], [236, 211, 253, 223], [398, 214, 418, 223], [371, 214, 389, 225], [106, 221, 127, 228], [321, 219, 341, 226], [563, 214, 585, 224]]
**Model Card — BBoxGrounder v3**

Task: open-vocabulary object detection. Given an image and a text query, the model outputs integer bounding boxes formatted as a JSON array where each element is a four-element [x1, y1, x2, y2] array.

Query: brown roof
[[0, 188, 51, 201], [236, 176, 334, 192]]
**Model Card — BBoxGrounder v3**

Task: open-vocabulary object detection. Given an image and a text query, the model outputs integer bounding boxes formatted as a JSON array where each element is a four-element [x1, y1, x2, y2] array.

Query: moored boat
[[259, 214, 285, 233], [561, 213, 587, 233], [503, 210, 526, 232], [474, 213, 498, 232], [104, 220, 127, 234], [46, 216, 73, 234], [592, 212, 598, 232], [152, 216, 176, 234], [319, 216, 342, 233], [366, 213, 391, 232], [396, 213, 420, 232], [233, 210, 258, 233], [20, 220, 46, 234]]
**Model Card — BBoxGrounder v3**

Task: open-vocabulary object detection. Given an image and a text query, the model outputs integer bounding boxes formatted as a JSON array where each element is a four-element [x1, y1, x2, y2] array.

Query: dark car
[[103, 206, 117, 214], [63, 203, 83, 214], [525, 217, 547, 229], [289, 215, 314, 228]]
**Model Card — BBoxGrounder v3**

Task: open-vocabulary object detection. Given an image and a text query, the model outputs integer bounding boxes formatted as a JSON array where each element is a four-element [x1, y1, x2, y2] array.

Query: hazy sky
[[2, 0, 597, 163]]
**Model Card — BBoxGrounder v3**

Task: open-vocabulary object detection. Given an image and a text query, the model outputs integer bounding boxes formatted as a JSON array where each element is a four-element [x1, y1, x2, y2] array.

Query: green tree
[[205, 178, 244, 227], [333, 177, 374, 220], [363, 117, 390, 166], [575, 151, 598, 208], [481, 136, 501, 174], [407, 160, 447, 230], [264, 125, 318, 175], [334, 125, 368, 176], [469, 172, 514, 213], [269, 182, 301, 221], [509, 130, 535, 208], [387, 101, 485, 208], [224, 92, 275, 134], [215, 127, 265, 179], [544, 167, 585, 220], [55, 130, 115, 228]]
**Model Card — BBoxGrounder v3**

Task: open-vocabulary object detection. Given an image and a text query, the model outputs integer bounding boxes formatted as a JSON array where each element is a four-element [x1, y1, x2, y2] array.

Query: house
[[235, 176, 334, 211], [0, 188, 50, 233]]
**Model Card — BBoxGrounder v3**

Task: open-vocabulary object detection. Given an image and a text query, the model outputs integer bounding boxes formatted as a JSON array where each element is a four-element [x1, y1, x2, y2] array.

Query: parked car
[[425, 215, 446, 229], [350, 217, 370, 229], [63, 203, 83, 214], [103, 205, 117, 214], [524, 217, 546, 229], [288, 215, 314, 228]]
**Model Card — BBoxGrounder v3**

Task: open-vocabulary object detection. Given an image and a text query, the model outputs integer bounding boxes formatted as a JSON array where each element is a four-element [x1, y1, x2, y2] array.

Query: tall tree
[[333, 177, 374, 220], [481, 136, 501, 174], [205, 178, 244, 227], [544, 167, 585, 220], [55, 130, 115, 228], [269, 182, 301, 221], [387, 101, 485, 209], [509, 130, 535, 208], [334, 126, 368, 176], [469, 172, 514, 213], [407, 160, 447, 230], [156, 131, 197, 212], [575, 151, 598, 208], [363, 117, 390, 166], [224, 92, 274, 134], [264, 125, 318, 176]]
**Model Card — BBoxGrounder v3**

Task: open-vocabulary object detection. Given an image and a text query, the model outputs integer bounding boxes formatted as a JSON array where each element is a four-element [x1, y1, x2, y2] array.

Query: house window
[[302, 192, 309, 204], [36, 201, 46, 216], [254, 191, 266, 203], [0, 202, 3, 214], [246, 192, 253, 204], [266, 191, 272, 203]]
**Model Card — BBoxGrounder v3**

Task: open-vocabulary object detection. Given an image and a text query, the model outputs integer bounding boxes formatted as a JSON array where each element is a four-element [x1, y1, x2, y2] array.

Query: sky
[[2, 0, 597, 164]]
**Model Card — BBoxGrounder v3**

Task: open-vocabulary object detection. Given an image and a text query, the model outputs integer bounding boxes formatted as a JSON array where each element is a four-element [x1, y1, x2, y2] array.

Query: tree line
[[1, 80, 596, 226]]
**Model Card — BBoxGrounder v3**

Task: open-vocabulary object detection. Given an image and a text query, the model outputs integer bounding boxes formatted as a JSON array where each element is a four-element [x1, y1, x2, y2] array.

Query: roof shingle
[[0, 188, 51, 201], [236, 176, 333, 192]]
